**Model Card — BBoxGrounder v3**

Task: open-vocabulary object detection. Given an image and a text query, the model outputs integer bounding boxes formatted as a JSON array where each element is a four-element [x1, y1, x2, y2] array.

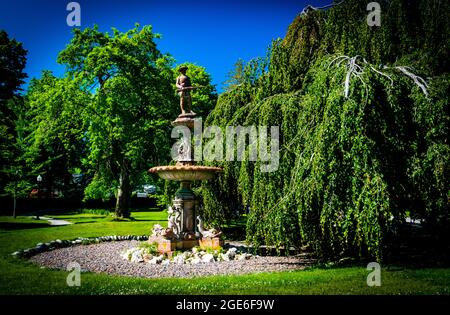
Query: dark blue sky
[[0, 0, 331, 91]]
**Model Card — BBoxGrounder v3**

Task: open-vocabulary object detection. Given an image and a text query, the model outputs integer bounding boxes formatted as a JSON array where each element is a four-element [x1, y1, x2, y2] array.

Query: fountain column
[[149, 113, 222, 252], [148, 66, 223, 253], [175, 181, 195, 234]]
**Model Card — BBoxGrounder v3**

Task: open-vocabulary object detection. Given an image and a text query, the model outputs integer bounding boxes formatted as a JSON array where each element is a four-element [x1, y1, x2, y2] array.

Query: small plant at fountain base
[[121, 243, 253, 264]]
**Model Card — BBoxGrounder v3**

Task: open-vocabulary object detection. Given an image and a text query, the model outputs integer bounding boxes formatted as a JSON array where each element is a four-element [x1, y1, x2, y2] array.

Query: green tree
[[58, 25, 177, 218], [21, 71, 89, 198], [0, 30, 27, 197], [203, 0, 450, 260], [223, 58, 245, 91], [0, 30, 27, 104]]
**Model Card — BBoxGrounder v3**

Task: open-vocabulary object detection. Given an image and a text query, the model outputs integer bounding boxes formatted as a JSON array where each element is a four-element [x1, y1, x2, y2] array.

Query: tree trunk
[[115, 163, 131, 218]]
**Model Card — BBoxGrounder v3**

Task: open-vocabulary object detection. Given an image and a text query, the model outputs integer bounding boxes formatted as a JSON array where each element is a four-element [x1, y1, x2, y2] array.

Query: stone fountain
[[148, 66, 222, 253]]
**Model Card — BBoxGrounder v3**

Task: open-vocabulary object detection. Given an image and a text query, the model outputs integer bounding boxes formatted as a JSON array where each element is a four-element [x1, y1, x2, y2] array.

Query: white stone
[[226, 248, 236, 260], [201, 253, 215, 263], [218, 253, 228, 261], [120, 251, 129, 260], [173, 255, 185, 264], [148, 256, 161, 264], [183, 251, 192, 259], [131, 251, 144, 263], [237, 254, 246, 261], [191, 257, 202, 264]]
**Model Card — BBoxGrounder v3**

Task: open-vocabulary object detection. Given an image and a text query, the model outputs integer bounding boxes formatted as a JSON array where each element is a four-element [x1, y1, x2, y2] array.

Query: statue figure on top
[[176, 66, 195, 115]]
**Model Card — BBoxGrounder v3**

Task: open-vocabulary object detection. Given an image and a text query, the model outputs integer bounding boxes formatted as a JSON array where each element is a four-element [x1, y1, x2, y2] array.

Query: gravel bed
[[29, 241, 316, 278]]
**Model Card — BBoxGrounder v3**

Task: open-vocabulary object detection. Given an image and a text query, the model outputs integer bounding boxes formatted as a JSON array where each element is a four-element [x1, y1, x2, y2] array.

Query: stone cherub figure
[[167, 205, 182, 237], [196, 216, 222, 239], [176, 66, 195, 115]]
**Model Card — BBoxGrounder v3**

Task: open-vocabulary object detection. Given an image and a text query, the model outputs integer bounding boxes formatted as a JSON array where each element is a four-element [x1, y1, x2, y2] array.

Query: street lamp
[[13, 168, 18, 219], [36, 175, 42, 220]]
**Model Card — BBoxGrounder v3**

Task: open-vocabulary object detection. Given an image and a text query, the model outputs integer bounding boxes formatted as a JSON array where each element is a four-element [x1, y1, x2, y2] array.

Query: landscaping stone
[[220, 253, 230, 261], [201, 253, 215, 263], [227, 247, 237, 259], [143, 254, 153, 262], [131, 251, 144, 263], [191, 257, 202, 264], [29, 240, 316, 278], [148, 255, 163, 264], [173, 255, 185, 264]]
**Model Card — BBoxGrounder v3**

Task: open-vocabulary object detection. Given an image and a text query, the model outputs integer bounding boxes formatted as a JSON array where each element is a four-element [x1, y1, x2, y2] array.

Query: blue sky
[[0, 0, 331, 92]]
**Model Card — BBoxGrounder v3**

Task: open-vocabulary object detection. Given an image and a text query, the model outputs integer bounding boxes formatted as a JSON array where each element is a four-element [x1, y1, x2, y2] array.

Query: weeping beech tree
[[201, 0, 449, 260]]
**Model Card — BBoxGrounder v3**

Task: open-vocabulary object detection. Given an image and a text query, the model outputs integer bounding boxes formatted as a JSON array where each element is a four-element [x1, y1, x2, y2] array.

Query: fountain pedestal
[[148, 113, 223, 253], [175, 182, 196, 234]]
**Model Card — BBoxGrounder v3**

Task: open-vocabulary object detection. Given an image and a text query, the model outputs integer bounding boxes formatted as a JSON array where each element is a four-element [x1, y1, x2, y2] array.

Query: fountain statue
[[148, 66, 223, 253]]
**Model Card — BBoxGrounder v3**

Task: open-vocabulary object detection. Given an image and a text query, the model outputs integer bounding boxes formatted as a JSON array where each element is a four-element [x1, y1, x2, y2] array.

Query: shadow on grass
[[222, 217, 247, 241], [72, 219, 163, 224], [130, 208, 163, 213], [53, 216, 107, 220], [0, 222, 52, 230], [73, 221, 98, 224], [222, 226, 246, 241], [129, 219, 166, 222]]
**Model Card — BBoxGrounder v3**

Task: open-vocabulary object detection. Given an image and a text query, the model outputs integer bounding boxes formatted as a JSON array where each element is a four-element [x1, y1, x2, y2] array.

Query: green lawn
[[0, 210, 449, 295], [0, 216, 50, 230], [46, 208, 168, 224]]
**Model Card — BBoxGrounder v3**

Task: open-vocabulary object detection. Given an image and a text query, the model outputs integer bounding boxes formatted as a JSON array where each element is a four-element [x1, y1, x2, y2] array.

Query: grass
[[33, 207, 167, 224], [0, 210, 449, 295], [0, 216, 50, 230]]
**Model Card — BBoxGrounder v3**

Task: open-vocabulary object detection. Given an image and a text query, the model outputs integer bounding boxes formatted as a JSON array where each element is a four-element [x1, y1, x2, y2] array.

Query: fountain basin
[[149, 165, 223, 181]]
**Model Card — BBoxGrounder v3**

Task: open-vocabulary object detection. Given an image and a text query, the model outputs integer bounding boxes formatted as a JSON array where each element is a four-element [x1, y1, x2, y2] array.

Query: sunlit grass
[[0, 210, 449, 295]]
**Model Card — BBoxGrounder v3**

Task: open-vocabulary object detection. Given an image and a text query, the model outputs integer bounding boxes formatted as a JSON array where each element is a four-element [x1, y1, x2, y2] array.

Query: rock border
[[11, 235, 149, 258], [121, 245, 253, 265]]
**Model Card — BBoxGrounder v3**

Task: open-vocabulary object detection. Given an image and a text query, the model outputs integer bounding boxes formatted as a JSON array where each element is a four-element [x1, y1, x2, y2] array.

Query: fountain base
[[199, 237, 224, 251], [148, 237, 199, 253], [148, 237, 223, 254], [148, 109, 224, 255]]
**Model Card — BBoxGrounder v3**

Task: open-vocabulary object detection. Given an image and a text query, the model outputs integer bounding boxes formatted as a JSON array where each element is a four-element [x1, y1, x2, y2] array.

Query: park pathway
[[30, 216, 72, 226]]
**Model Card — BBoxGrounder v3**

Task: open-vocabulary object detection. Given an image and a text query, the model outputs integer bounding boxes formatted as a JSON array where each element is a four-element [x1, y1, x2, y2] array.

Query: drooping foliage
[[202, 0, 449, 260]]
